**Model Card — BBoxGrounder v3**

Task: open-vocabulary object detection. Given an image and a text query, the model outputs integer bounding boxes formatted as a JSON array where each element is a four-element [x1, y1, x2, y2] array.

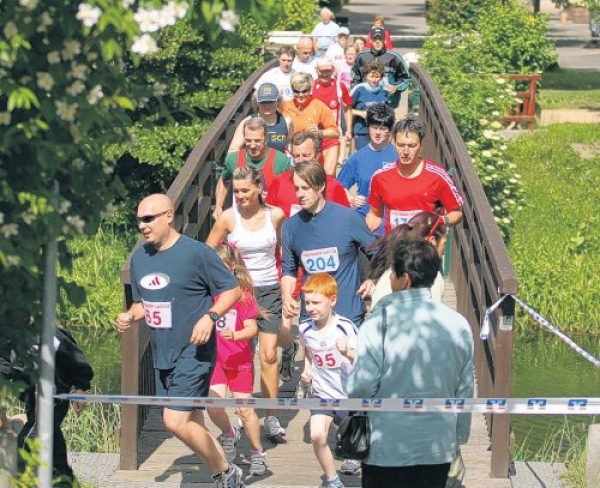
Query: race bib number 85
[[301, 247, 340, 273], [142, 300, 172, 329]]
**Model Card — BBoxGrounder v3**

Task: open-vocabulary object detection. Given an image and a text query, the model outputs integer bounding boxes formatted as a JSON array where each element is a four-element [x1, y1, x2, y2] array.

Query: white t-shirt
[[311, 21, 340, 56], [300, 314, 357, 399], [254, 67, 294, 101], [292, 58, 317, 80], [325, 43, 345, 71]]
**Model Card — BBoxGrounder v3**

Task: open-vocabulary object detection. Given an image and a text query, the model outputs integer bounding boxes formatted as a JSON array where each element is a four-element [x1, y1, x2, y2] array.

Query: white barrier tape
[[481, 295, 600, 369], [56, 394, 600, 415]]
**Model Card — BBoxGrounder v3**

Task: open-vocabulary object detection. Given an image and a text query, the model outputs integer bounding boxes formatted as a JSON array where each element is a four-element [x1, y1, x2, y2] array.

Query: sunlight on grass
[[539, 69, 600, 110]]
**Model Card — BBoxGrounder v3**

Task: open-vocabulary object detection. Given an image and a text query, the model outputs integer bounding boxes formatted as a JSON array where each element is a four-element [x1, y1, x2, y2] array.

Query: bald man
[[116, 194, 245, 488], [292, 36, 317, 79]]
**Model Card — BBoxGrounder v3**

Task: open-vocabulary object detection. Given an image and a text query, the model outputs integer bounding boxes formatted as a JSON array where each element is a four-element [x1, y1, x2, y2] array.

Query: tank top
[[227, 205, 279, 287], [253, 112, 288, 153]]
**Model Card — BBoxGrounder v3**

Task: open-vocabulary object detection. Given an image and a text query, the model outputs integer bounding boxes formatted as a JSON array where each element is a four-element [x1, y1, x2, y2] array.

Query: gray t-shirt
[[131, 235, 238, 369]]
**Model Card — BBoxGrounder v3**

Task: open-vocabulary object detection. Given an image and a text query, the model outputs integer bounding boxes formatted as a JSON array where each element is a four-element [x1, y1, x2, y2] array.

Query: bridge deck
[[107, 280, 510, 487]]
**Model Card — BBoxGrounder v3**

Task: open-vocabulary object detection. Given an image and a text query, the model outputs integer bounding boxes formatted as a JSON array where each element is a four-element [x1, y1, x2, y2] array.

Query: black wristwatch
[[442, 216, 450, 225], [207, 311, 220, 323]]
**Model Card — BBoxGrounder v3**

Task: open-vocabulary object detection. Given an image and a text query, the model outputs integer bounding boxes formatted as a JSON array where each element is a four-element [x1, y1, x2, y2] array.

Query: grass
[[539, 68, 600, 110]]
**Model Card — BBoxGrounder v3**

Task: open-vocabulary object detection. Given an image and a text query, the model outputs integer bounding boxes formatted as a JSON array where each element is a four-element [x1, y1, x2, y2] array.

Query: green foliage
[[507, 124, 600, 333], [57, 228, 134, 333], [11, 439, 43, 488], [274, 0, 318, 32], [426, 0, 497, 31]]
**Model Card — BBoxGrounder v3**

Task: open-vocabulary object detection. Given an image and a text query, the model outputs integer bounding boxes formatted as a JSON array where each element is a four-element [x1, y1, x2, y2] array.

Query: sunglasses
[[137, 210, 169, 224], [293, 89, 310, 95]]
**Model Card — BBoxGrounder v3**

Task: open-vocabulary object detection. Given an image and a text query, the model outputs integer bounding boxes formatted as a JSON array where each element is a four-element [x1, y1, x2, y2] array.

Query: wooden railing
[[502, 73, 541, 128], [411, 63, 518, 478], [119, 60, 517, 479], [118, 59, 277, 470]]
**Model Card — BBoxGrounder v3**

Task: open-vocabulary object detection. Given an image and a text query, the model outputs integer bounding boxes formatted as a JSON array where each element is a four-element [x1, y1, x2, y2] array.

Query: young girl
[[299, 273, 359, 488], [207, 242, 267, 476]]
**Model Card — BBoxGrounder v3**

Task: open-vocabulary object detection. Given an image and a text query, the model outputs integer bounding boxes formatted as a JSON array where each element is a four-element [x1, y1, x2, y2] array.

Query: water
[[512, 332, 600, 457]]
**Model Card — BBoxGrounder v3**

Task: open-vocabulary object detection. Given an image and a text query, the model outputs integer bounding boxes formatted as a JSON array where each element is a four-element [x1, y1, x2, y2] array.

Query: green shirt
[[221, 148, 291, 181]]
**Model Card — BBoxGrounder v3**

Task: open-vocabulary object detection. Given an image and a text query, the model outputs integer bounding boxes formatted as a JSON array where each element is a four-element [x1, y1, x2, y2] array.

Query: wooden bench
[[502, 73, 541, 128]]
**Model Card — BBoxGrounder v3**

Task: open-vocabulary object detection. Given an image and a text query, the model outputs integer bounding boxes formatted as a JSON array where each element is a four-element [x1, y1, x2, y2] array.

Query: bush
[[274, 0, 318, 33], [426, 0, 497, 31]]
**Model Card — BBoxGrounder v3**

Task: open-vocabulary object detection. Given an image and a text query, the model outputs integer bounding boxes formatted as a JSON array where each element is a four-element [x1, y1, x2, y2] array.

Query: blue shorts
[[156, 345, 213, 412], [310, 404, 350, 425]]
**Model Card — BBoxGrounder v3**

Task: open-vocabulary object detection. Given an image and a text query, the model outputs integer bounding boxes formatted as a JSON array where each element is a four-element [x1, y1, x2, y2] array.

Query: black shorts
[[255, 283, 282, 335]]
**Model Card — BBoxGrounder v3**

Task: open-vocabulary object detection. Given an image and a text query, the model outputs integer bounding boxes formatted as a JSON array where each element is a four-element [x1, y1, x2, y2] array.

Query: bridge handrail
[[411, 63, 518, 478], [118, 58, 277, 470]]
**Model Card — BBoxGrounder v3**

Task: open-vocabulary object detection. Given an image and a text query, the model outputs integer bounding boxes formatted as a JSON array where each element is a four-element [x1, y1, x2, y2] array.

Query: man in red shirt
[[266, 132, 349, 217], [366, 118, 463, 234], [311, 58, 353, 175]]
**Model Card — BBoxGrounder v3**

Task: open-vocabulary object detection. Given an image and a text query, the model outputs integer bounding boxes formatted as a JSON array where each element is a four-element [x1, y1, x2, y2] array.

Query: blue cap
[[257, 83, 279, 103]]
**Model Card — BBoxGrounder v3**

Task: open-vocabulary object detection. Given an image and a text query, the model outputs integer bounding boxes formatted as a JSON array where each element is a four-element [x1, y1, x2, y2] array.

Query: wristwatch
[[442, 216, 451, 225], [207, 311, 220, 323]]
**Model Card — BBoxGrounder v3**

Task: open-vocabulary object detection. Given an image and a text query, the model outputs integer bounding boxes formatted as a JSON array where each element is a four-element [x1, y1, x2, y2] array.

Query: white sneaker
[[212, 463, 245, 488], [263, 416, 285, 438], [219, 427, 240, 462], [249, 451, 266, 476]]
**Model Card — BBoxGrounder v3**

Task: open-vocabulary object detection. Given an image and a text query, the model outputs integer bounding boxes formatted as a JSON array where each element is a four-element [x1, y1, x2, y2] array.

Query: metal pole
[[37, 181, 59, 487]]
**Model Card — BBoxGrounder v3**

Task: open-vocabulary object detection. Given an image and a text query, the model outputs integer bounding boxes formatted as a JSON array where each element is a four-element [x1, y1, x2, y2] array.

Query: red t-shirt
[[265, 169, 350, 218], [311, 79, 352, 126], [368, 159, 464, 234], [214, 290, 259, 369]]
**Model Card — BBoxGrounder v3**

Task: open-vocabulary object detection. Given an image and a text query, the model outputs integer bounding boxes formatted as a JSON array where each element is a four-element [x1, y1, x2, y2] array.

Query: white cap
[[338, 27, 350, 36]]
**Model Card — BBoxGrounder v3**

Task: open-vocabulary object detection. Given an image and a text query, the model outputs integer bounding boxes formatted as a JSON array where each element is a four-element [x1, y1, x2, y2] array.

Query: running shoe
[[249, 452, 267, 476], [327, 478, 345, 488], [340, 459, 361, 475], [212, 463, 245, 488], [294, 378, 312, 399], [263, 415, 285, 438], [280, 340, 298, 382], [219, 427, 240, 462]]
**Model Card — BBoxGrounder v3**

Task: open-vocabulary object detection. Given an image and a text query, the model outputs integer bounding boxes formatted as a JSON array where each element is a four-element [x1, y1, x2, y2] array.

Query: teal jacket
[[348, 288, 474, 467]]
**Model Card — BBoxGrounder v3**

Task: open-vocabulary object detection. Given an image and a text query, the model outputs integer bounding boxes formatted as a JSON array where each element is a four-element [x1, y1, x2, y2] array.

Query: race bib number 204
[[301, 247, 340, 273]]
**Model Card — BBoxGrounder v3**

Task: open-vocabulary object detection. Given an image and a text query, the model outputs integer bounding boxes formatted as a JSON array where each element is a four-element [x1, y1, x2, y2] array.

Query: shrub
[[274, 0, 318, 32], [426, 0, 498, 31]]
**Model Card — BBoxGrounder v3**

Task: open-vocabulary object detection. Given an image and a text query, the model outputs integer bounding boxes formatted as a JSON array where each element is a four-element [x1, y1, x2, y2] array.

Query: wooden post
[[490, 295, 515, 478]]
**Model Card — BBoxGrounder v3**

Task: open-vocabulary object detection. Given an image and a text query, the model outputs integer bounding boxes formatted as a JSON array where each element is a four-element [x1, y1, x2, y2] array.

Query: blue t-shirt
[[350, 82, 390, 136], [131, 235, 238, 370], [281, 202, 376, 323], [337, 142, 398, 235]]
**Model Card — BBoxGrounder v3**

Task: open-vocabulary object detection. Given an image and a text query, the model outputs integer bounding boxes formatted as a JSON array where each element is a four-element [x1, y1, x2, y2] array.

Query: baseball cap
[[371, 27, 385, 39], [256, 83, 279, 103], [316, 58, 335, 70], [338, 27, 350, 36]]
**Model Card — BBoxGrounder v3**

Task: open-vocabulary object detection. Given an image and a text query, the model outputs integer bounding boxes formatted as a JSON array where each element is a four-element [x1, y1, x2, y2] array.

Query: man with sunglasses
[[116, 193, 245, 488]]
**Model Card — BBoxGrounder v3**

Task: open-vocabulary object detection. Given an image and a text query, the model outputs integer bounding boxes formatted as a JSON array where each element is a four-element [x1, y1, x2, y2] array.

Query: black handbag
[[335, 411, 371, 459], [335, 308, 388, 461]]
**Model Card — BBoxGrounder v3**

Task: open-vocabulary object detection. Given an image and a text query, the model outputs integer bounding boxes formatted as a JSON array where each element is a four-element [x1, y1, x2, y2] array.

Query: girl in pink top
[[207, 242, 267, 476]]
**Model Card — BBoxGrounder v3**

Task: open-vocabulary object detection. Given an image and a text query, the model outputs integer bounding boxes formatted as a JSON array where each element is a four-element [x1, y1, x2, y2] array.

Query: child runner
[[207, 242, 267, 477], [299, 273, 359, 488]]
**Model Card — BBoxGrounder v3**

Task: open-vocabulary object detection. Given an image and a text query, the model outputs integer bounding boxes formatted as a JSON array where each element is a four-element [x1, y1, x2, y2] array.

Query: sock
[[251, 448, 264, 457], [328, 474, 341, 484], [223, 426, 236, 437]]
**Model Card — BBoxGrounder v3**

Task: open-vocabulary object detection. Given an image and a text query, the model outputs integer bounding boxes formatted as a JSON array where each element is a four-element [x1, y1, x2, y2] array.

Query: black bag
[[335, 412, 371, 460]]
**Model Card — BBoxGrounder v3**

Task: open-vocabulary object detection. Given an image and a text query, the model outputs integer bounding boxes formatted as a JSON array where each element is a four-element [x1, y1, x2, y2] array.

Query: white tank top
[[227, 205, 279, 287]]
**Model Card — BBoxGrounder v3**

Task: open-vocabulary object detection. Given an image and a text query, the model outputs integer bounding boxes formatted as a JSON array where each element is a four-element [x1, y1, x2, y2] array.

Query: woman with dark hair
[[207, 166, 288, 442], [368, 211, 447, 307]]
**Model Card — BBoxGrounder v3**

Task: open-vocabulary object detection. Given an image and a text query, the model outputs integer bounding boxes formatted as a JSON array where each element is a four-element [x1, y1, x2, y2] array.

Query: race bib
[[143, 300, 172, 329], [215, 309, 237, 332], [389, 209, 420, 228], [301, 247, 340, 273], [313, 348, 343, 369], [290, 204, 302, 217]]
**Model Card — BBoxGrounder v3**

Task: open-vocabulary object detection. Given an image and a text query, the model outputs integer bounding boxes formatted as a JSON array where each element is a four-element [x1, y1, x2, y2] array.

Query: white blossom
[[4, 22, 18, 40], [219, 10, 239, 32], [490, 121, 503, 129], [37, 11, 53, 32], [55, 101, 78, 122], [6, 255, 21, 266], [67, 80, 86, 96], [66, 215, 86, 233], [69, 62, 88, 80], [36, 72, 55, 91], [160, 2, 187, 26], [59, 200, 72, 214], [61, 40, 81, 60], [133, 8, 161, 32], [19, 0, 39, 10], [485, 97, 494, 104], [0, 112, 11, 125], [0, 223, 19, 238], [153, 82, 166, 96], [137, 96, 149, 108], [21, 212, 36, 224], [122, 0, 135, 8], [483, 130, 495, 140], [76, 3, 103, 28], [495, 77, 507, 85], [481, 150, 493, 158], [47, 50, 61, 64], [131, 34, 158, 55], [87, 84, 104, 104], [0, 56, 14, 68], [69, 124, 82, 142], [86, 51, 98, 61]]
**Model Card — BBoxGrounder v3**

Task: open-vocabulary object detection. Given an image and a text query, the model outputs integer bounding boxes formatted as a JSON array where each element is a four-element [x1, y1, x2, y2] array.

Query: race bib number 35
[[301, 247, 340, 273], [142, 300, 172, 329]]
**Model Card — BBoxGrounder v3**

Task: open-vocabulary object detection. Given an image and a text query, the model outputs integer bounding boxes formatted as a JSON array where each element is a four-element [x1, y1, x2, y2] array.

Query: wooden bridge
[[117, 60, 517, 487]]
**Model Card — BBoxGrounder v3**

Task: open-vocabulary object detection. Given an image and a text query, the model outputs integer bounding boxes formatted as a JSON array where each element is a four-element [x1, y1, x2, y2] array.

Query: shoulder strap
[[236, 149, 246, 168], [262, 148, 277, 189]]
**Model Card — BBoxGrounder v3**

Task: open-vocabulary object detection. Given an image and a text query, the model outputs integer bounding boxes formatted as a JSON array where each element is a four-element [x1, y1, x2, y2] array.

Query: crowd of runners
[[115, 11, 473, 488]]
